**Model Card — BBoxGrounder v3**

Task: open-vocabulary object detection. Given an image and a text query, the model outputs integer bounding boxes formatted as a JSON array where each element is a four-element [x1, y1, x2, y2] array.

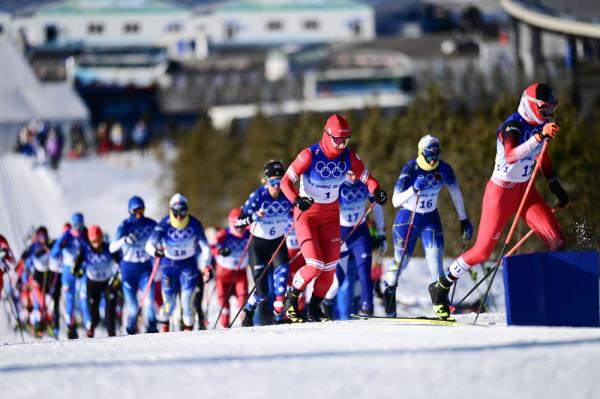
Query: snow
[[1, 152, 599, 399]]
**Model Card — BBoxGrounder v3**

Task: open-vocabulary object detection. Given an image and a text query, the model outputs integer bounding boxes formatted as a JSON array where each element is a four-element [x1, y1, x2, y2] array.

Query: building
[[193, 0, 375, 47]]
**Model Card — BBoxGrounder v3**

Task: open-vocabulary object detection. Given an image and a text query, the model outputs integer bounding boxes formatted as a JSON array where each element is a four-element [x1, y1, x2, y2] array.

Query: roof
[[0, 40, 88, 123], [36, 0, 189, 16], [501, 0, 600, 38], [211, 0, 371, 13]]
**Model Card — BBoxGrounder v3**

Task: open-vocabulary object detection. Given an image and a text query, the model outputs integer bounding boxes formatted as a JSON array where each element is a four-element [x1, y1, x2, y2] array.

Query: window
[[124, 23, 140, 34], [166, 22, 182, 33], [88, 23, 104, 35], [304, 20, 319, 30], [225, 23, 236, 40], [267, 20, 283, 31]]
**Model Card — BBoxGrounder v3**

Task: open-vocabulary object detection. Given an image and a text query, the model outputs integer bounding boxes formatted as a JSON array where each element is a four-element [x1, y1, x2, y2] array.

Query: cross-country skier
[[214, 208, 250, 328], [145, 193, 212, 332], [382, 135, 472, 317], [236, 160, 293, 326], [280, 114, 387, 322], [429, 83, 569, 319], [0, 234, 16, 294], [23, 227, 56, 336], [51, 213, 89, 339], [110, 196, 158, 334], [323, 170, 387, 318], [73, 225, 119, 337]]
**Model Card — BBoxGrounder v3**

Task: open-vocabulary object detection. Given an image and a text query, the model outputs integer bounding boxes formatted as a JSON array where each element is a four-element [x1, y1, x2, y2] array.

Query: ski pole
[[135, 256, 161, 321], [213, 224, 256, 329], [472, 141, 549, 325], [2, 282, 24, 343], [228, 212, 303, 327], [504, 208, 557, 257], [384, 193, 420, 315]]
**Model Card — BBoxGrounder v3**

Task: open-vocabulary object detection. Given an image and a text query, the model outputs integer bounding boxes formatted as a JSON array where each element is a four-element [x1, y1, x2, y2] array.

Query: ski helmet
[[228, 208, 244, 236], [128, 196, 145, 215], [521, 83, 558, 123], [169, 193, 188, 218], [71, 213, 84, 230], [88, 225, 103, 244], [35, 226, 48, 243], [417, 135, 441, 171], [321, 114, 350, 157], [263, 160, 285, 179]]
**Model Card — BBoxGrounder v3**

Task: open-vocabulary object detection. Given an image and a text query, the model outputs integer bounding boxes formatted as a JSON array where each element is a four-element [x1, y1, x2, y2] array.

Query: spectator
[[45, 126, 64, 170], [96, 122, 111, 156], [110, 122, 125, 152], [68, 122, 88, 159], [131, 119, 150, 155]]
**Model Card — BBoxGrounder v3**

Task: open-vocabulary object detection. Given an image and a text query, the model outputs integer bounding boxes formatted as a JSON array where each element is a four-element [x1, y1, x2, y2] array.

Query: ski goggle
[[130, 207, 145, 216], [171, 205, 188, 218], [267, 178, 282, 187], [422, 147, 440, 164], [525, 95, 557, 117], [327, 132, 350, 147]]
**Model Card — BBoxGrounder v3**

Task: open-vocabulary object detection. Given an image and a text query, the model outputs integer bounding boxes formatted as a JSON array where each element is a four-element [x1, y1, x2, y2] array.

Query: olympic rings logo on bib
[[422, 172, 443, 188], [87, 252, 110, 264], [340, 185, 368, 202], [260, 201, 291, 216], [315, 160, 347, 178], [132, 226, 154, 240], [167, 227, 194, 241]]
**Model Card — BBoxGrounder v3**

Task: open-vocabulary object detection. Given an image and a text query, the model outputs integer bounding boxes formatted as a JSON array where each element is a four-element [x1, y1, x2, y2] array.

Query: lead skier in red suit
[[280, 114, 388, 322], [429, 83, 570, 319]]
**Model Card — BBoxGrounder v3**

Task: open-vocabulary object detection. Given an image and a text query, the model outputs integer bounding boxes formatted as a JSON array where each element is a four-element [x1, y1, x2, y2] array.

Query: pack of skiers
[[0, 83, 569, 339]]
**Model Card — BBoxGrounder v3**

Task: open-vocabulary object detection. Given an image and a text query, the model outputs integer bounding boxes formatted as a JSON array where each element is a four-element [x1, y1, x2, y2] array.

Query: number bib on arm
[[339, 180, 370, 227], [300, 144, 351, 204], [491, 112, 544, 183]]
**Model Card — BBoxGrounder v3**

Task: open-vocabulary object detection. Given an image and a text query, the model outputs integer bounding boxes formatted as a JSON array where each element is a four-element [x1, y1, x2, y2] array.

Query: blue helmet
[[71, 212, 84, 230], [128, 196, 145, 214]]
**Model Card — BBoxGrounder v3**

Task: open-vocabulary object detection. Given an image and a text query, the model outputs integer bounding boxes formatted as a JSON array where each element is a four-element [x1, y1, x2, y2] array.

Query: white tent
[[0, 40, 89, 154]]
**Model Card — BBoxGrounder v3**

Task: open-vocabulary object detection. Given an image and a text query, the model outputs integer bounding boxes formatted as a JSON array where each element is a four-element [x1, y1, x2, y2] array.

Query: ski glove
[[376, 234, 388, 253], [203, 265, 214, 282], [0, 248, 7, 261], [218, 247, 231, 257], [549, 178, 569, 209], [536, 122, 559, 142], [294, 196, 314, 211], [0, 260, 8, 273], [234, 216, 252, 228], [373, 187, 387, 205], [109, 272, 121, 290], [154, 248, 165, 258], [413, 175, 428, 192], [71, 264, 84, 279], [460, 219, 473, 240], [124, 233, 138, 245]]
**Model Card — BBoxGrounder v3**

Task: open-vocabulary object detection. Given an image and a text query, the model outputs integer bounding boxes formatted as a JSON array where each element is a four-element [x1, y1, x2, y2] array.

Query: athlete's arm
[[109, 222, 126, 254], [145, 222, 164, 256], [501, 121, 541, 165], [392, 163, 415, 208], [281, 148, 312, 202], [349, 151, 379, 193], [372, 203, 385, 235]]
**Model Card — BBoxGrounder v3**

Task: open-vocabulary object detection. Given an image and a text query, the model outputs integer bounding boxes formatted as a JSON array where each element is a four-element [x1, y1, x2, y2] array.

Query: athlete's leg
[[421, 213, 445, 283], [350, 224, 374, 313], [138, 264, 157, 332], [291, 216, 324, 291], [120, 263, 140, 332], [216, 266, 231, 328], [450, 181, 521, 278], [522, 186, 565, 251], [384, 210, 421, 286], [179, 263, 199, 329], [158, 264, 181, 328], [61, 265, 77, 327], [312, 221, 341, 298]]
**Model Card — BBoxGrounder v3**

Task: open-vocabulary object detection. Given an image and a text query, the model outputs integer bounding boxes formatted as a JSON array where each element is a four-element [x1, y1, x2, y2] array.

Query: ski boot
[[428, 276, 455, 321], [146, 325, 159, 334], [383, 284, 397, 317], [307, 295, 331, 322], [321, 299, 334, 320], [86, 328, 94, 338], [241, 306, 255, 327], [358, 302, 374, 317], [284, 287, 304, 323], [158, 321, 169, 333], [67, 326, 78, 340], [126, 326, 137, 335], [182, 324, 193, 332]]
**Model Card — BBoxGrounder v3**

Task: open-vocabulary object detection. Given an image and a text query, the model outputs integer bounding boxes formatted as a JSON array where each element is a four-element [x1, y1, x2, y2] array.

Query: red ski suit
[[0, 235, 15, 294], [281, 143, 380, 298]]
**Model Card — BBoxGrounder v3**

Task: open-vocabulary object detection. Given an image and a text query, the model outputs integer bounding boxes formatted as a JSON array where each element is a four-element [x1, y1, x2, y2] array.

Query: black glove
[[375, 234, 388, 253], [203, 265, 214, 282], [218, 247, 231, 256], [549, 179, 569, 209], [71, 263, 84, 278], [460, 219, 473, 241], [155, 248, 165, 258], [373, 187, 387, 205], [234, 216, 252, 228], [124, 233, 138, 245], [0, 248, 7, 261], [294, 196, 314, 211], [108, 272, 121, 290]]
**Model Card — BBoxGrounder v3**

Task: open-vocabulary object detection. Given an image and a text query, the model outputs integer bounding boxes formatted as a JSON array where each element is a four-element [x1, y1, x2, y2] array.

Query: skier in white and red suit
[[429, 83, 570, 319], [0, 234, 16, 294], [280, 114, 388, 322], [214, 208, 250, 328]]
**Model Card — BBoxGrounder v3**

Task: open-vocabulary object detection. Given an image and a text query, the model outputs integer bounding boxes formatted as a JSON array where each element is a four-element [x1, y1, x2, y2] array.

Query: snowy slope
[[1, 151, 598, 399]]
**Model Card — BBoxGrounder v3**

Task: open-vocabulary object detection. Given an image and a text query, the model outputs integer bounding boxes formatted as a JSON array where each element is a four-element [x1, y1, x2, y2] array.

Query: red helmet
[[324, 114, 350, 139], [228, 208, 244, 236], [523, 83, 558, 121], [88, 225, 103, 244]]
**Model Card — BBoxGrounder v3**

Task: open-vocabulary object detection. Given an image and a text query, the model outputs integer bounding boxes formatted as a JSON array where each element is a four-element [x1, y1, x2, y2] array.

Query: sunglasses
[[327, 132, 350, 147], [131, 207, 145, 215], [422, 147, 440, 163], [267, 178, 282, 187], [525, 95, 557, 117], [171, 206, 188, 218]]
